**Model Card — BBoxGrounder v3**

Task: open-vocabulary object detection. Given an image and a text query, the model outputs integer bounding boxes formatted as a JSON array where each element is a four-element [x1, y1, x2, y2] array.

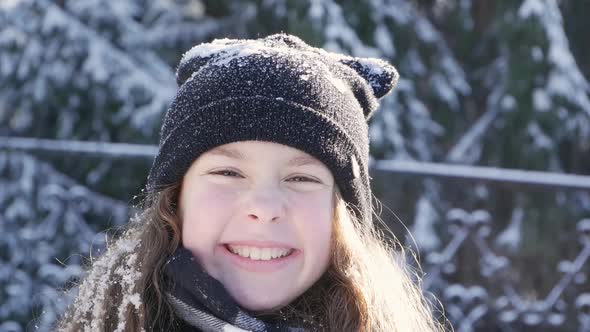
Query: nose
[[245, 186, 285, 223]]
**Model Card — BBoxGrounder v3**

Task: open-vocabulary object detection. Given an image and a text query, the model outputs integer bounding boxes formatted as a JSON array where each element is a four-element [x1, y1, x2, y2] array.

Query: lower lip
[[220, 245, 300, 273]]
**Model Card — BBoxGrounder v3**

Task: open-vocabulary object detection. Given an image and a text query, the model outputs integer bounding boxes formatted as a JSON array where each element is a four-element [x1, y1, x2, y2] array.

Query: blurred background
[[1, 0, 590, 331]]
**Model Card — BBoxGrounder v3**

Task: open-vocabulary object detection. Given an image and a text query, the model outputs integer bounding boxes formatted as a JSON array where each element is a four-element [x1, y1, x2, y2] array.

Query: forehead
[[204, 141, 323, 167]]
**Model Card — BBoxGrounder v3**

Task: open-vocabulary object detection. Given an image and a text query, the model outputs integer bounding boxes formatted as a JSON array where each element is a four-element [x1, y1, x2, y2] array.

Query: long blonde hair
[[56, 182, 445, 331], [323, 189, 445, 331]]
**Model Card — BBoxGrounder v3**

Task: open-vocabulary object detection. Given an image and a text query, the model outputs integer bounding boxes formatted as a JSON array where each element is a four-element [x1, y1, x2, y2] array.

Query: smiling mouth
[[224, 244, 295, 261]]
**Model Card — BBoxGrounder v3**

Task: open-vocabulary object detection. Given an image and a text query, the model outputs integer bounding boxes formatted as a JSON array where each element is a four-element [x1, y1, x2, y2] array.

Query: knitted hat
[[146, 33, 398, 223]]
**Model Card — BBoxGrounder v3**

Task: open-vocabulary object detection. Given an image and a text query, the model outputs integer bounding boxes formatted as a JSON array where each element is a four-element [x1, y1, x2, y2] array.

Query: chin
[[234, 293, 291, 312]]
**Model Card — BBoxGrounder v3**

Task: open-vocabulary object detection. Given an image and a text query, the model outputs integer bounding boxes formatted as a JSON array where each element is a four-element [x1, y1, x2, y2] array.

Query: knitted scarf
[[162, 246, 309, 332]]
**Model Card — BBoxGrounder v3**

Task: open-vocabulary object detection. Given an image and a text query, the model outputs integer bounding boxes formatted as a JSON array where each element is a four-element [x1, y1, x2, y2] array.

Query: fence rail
[[3, 136, 590, 190]]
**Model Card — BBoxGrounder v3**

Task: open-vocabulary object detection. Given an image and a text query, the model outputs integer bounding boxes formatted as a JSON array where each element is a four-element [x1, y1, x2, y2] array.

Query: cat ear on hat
[[176, 33, 311, 86], [263, 33, 400, 99], [338, 56, 399, 99], [175, 38, 243, 86]]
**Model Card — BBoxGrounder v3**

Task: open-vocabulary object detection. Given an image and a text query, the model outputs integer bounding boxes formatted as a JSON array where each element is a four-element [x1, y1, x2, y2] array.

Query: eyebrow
[[208, 146, 322, 167], [208, 147, 245, 159]]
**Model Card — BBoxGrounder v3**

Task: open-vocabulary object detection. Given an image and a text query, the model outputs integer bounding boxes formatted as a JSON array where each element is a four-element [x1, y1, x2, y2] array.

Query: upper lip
[[223, 240, 296, 250]]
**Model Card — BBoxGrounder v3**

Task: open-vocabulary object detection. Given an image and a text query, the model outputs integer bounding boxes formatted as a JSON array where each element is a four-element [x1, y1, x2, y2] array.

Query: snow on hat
[[146, 32, 399, 223]]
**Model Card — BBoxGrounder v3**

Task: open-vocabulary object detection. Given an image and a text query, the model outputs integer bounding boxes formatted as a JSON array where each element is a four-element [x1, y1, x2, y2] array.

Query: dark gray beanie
[[146, 33, 399, 223]]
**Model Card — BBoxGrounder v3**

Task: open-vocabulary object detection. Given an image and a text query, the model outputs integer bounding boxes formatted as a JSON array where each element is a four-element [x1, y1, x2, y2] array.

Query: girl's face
[[178, 140, 335, 312]]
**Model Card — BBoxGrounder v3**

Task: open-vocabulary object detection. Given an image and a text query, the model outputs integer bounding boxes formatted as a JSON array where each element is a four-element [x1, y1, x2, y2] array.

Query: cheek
[[292, 192, 333, 259], [181, 184, 237, 253]]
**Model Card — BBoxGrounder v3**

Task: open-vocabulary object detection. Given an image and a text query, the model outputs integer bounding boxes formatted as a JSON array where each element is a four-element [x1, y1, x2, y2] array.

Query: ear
[[337, 56, 399, 99]]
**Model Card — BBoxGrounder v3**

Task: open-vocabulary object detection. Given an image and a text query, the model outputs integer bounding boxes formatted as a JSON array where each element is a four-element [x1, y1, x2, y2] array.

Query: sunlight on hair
[[324, 187, 448, 331]]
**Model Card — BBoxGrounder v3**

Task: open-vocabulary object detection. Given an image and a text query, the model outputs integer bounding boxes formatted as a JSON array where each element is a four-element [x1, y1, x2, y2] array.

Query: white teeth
[[260, 248, 270, 260], [227, 245, 292, 260], [250, 247, 261, 260]]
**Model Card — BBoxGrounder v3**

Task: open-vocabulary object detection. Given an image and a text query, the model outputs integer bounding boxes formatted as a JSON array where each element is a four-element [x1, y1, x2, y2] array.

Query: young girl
[[57, 33, 445, 331]]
